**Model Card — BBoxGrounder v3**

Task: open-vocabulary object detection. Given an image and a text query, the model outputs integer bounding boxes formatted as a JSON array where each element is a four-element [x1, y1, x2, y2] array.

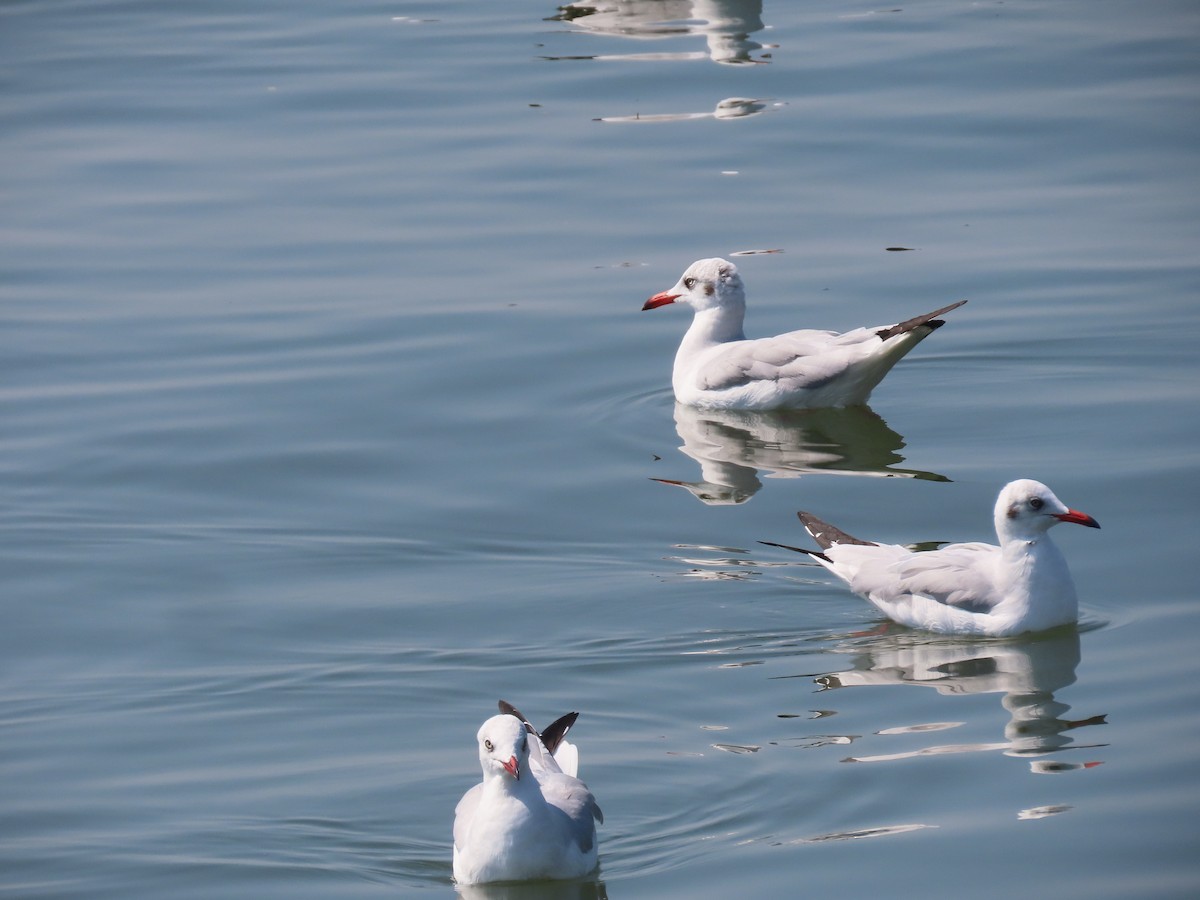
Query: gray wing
[[698, 330, 858, 392], [876, 542, 1001, 613], [698, 300, 965, 393], [539, 772, 604, 852]]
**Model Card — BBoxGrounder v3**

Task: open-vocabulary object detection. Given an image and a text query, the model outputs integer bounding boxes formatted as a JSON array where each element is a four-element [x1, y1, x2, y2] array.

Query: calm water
[[3, 1, 1199, 897]]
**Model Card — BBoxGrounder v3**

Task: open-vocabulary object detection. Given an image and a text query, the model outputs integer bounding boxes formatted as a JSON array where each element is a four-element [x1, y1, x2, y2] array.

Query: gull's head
[[995, 479, 1100, 541], [643, 258, 744, 314], [476, 713, 528, 782]]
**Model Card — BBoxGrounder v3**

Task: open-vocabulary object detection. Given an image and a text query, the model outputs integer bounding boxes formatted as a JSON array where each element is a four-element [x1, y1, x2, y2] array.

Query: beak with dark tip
[[501, 756, 520, 780], [1054, 509, 1101, 529], [642, 292, 679, 311]]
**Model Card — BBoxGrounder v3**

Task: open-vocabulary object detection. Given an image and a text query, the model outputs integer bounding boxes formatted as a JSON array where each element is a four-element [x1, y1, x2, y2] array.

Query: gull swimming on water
[[642, 257, 965, 410], [453, 701, 603, 885], [761, 479, 1100, 636]]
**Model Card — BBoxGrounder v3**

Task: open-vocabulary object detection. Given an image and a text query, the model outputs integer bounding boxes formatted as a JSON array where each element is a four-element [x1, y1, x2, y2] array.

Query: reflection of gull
[[815, 630, 1106, 767], [550, 0, 768, 65], [457, 880, 610, 900], [597, 96, 773, 123], [654, 402, 947, 505]]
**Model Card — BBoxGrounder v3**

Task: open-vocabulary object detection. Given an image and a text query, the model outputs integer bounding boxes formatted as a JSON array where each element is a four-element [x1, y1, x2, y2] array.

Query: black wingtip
[[540, 712, 580, 755], [757, 539, 830, 562], [498, 701, 580, 751], [498, 699, 525, 722], [875, 299, 967, 341], [797, 510, 874, 549]]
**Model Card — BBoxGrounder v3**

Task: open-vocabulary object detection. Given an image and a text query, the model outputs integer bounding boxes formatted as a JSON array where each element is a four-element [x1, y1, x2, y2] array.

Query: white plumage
[[453, 702, 603, 885], [766, 479, 1100, 636], [642, 257, 965, 410]]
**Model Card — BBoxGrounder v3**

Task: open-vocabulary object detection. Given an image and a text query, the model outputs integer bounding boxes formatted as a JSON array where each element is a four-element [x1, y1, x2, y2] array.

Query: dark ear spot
[[704, 283, 714, 296], [1006, 504, 1018, 519]]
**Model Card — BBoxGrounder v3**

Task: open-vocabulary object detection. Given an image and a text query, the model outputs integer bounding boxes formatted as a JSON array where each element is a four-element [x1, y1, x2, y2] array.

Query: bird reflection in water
[[456, 879, 609, 900], [595, 96, 776, 123], [812, 629, 1107, 771], [652, 403, 947, 505], [548, 0, 770, 66]]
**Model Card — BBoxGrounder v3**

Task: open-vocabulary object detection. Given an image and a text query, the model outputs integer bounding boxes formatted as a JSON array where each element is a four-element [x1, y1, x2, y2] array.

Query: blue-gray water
[[3, 1, 1199, 897]]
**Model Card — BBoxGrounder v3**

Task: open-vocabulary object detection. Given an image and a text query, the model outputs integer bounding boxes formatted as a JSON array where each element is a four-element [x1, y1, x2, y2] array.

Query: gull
[[453, 701, 603, 885], [642, 257, 965, 410], [762, 479, 1100, 636]]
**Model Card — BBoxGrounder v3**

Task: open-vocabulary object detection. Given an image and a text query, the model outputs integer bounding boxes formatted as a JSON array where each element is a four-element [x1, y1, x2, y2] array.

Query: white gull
[[453, 701, 603, 885], [642, 257, 965, 410], [762, 479, 1100, 636]]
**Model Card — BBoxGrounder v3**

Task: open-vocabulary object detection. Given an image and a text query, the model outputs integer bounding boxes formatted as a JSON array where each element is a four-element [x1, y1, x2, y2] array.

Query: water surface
[[3, 1, 1199, 897]]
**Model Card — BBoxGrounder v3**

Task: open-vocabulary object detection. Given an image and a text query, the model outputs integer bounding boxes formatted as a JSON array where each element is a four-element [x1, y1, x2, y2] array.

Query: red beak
[[502, 756, 520, 780], [642, 291, 680, 311], [1054, 509, 1100, 529]]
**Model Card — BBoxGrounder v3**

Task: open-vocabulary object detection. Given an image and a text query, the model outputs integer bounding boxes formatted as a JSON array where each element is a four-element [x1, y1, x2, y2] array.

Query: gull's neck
[[483, 766, 537, 802], [995, 518, 1058, 584], [681, 302, 747, 351], [1000, 533, 1046, 562]]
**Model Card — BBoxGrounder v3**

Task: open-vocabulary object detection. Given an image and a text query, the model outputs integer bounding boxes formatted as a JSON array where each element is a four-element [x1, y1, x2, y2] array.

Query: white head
[[643, 258, 745, 314], [476, 714, 529, 783], [993, 479, 1100, 543]]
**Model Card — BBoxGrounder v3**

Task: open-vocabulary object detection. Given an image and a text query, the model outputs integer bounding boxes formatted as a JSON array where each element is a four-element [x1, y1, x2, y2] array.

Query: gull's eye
[[1029, 497, 1044, 511], [484, 739, 493, 751], [521, 737, 528, 753], [683, 277, 696, 289]]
